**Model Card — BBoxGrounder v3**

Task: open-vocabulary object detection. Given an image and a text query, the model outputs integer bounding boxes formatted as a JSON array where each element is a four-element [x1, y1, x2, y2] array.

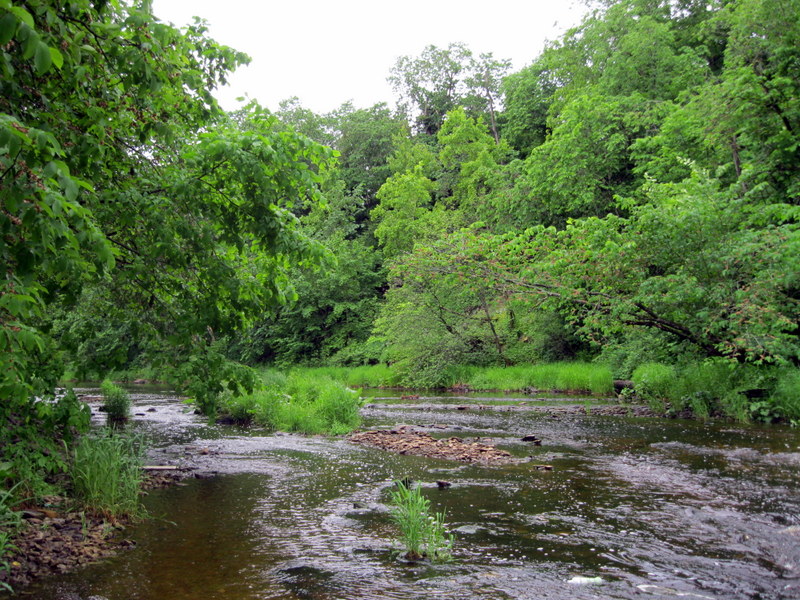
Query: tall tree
[[1, 0, 333, 439]]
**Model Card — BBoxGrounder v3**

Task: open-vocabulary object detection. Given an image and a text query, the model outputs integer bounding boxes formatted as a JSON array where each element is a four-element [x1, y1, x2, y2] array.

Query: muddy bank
[[1, 470, 189, 590], [348, 426, 514, 463]]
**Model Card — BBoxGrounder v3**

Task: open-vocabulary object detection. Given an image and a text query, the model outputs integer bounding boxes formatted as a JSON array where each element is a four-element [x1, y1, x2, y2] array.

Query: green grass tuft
[[100, 379, 131, 422], [389, 481, 454, 562]]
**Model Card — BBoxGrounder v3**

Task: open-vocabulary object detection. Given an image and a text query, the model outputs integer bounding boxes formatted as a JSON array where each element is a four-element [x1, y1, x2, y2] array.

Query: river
[[14, 387, 800, 600]]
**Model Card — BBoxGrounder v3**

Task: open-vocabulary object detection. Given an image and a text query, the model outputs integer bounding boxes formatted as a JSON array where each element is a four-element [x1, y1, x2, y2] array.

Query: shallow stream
[[15, 388, 800, 600]]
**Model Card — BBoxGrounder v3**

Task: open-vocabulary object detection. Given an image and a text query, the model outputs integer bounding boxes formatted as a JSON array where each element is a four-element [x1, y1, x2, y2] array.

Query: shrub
[[770, 369, 800, 423], [632, 363, 677, 412], [100, 379, 130, 422], [389, 481, 453, 562], [71, 431, 145, 519]]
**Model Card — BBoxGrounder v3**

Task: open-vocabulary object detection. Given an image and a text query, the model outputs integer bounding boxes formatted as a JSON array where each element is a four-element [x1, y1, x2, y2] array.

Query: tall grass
[[389, 481, 453, 562], [221, 372, 362, 435], [71, 431, 145, 519], [448, 362, 614, 395], [100, 379, 131, 422], [290, 362, 613, 394], [288, 365, 398, 388], [768, 368, 800, 423]]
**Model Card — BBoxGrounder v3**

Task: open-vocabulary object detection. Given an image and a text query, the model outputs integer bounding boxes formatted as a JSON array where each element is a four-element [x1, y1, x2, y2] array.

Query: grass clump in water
[[100, 379, 131, 422], [70, 430, 145, 519], [389, 480, 454, 562], [221, 371, 362, 435]]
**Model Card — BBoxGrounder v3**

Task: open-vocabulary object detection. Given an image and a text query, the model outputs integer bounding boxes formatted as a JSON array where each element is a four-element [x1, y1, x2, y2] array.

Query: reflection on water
[[12, 387, 800, 600]]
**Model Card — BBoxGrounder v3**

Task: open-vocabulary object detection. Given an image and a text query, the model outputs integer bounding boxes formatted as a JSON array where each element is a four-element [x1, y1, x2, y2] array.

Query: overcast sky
[[151, 0, 589, 114]]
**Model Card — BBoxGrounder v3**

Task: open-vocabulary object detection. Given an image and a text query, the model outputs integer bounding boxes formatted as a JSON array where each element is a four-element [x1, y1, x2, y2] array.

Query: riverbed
[[11, 387, 800, 600]]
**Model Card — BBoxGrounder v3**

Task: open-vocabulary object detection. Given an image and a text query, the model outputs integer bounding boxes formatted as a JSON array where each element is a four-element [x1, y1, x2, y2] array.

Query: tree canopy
[[1, 0, 333, 486]]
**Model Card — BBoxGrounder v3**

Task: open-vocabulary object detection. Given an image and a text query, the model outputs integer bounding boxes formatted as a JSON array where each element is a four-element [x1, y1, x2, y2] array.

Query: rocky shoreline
[[0, 470, 189, 591]]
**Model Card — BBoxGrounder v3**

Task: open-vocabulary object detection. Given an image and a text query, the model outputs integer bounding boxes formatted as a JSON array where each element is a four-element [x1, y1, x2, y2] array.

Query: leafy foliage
[[1, 0, 333, 490]]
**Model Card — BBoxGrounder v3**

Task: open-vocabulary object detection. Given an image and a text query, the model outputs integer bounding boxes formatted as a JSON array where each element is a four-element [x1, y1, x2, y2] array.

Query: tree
[[328, 102, 406, 206], [427, 169, 799, 366], [389, 43, 511, 137], [1, 0, 333, 489]]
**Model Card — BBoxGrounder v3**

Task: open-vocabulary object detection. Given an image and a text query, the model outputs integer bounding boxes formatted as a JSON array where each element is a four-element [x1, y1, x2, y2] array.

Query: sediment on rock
[[348, 426, 514, 463]]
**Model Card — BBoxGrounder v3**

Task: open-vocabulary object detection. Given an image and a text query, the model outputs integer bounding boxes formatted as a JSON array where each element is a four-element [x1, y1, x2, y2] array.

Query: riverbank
[[0, 470, 188, 591]]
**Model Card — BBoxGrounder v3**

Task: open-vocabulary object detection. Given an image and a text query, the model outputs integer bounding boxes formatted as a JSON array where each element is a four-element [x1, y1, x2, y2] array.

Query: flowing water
[[14, 388, 800, 600]]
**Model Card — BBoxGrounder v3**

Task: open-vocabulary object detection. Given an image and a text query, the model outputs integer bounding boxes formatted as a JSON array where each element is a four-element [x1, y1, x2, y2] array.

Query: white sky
[[152, 0, 589, 114]]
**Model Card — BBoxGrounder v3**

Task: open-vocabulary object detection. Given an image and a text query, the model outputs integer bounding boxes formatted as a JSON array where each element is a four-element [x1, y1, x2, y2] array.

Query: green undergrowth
[[283, 362, 614, 395], [70, 430, 146, 519], [220, 371, 362, 435], [0, 483, 22, 592], [632, 361, 800, 424]]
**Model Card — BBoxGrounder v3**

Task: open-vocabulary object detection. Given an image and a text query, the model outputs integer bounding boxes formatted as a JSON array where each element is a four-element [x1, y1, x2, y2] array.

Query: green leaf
[[8, 5, 33, 28], [62, 176, 79, 201], [34, 41, 52, 74], [49, 46, 63, 69], [0, 12, 16, 46]]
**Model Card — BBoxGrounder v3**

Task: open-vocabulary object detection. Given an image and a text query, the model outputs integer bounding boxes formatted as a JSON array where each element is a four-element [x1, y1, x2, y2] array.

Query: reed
[[462, 362, 614, 395]]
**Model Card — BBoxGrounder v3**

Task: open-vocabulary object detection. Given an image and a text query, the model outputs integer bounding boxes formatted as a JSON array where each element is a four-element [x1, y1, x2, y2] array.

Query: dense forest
[[1, 0, 799, 494]]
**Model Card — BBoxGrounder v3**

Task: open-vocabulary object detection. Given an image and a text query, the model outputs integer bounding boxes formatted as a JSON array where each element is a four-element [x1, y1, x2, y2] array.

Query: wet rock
[[521, 435, 542, 444], [132, 378, 148, 384], [146, 407, 157, 412], [454, 525, 485, 535], [348, 429, 514, 464], [436, 480, 452, 488], [613, 379, 634, 393]]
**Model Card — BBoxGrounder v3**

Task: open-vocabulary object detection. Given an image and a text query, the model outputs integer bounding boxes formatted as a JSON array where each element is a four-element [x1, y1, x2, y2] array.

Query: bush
[[769, 369, 800, 423], [389, 481, 453, 562], [71, 431, 145, 519], [100, 379, 130, 422]]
